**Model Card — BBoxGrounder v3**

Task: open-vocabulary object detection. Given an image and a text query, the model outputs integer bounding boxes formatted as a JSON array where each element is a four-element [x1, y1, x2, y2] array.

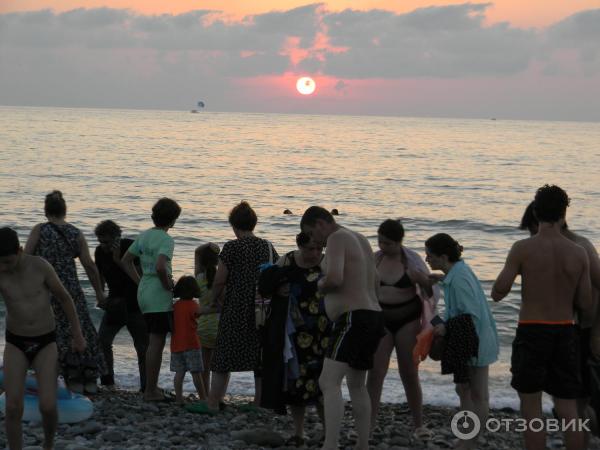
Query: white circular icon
[[451, 410, 481, 440]]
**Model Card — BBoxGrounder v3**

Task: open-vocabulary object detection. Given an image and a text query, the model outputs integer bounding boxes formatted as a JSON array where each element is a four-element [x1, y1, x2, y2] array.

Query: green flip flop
[[184, 401, 218, 415]]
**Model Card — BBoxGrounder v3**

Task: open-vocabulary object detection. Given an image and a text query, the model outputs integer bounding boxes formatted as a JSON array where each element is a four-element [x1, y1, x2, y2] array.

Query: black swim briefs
[[5, 329, 57, 365], [326, 309, 385, 370], [510, 323, 581, 399]]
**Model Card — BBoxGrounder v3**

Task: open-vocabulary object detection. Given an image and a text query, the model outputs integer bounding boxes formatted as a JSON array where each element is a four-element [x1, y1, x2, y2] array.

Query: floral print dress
[[283, 252, 331, 405], [34, 223, 106, 378]]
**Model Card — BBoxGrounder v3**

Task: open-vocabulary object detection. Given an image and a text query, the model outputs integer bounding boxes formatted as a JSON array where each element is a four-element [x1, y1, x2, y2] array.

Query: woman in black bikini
[[366, 219, 436, 441]]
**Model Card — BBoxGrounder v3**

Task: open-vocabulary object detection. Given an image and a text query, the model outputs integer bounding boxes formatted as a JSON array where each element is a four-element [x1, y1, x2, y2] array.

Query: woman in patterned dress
[[276, 232, 330, 446], [25, 191, 106, 394], [207, 201, 278, 411]]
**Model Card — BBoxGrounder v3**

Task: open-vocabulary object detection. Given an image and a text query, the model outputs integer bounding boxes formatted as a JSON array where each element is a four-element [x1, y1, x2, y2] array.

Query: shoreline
[[2, 389, 594, 449]]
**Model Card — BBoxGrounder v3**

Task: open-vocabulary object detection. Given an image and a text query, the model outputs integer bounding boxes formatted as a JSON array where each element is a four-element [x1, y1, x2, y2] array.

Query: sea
[[1, 106, 599, 411]]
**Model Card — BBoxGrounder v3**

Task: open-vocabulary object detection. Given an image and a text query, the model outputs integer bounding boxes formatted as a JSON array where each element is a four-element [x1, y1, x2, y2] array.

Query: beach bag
[[255, 241, 274, 329]]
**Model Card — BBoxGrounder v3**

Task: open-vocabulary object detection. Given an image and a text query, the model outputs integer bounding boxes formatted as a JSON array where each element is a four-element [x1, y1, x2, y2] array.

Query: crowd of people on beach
[[0, 183, 599, 450]]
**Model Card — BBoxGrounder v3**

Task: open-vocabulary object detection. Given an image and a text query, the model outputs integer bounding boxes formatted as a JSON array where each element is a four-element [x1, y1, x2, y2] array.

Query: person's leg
[[98, 313, 121, 387], [346, 367, 371, 450], [469, 366, 489, 426], [290, 405, 306, 438], [519, 392, 545, 450], [144, 332, 166, 400], [207, 371, 230, 410], [366, 332, 394, 431], [201, 348, 213, 396], [454, 366, 489, 450], [455, 382, 474, 413], [31, 343, 59, 450], [3, 343, 28, 450], [394, 318, 423, 429], [126, 311, 149, 392], [554, 397, 584, 450], [191, 371, 207, 400], [254, 375, 262, 406], [173, 371, 185, 404], [319, 358, 349, 450]]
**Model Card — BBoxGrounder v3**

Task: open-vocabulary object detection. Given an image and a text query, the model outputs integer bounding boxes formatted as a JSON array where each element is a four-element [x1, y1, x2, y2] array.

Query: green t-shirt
[[128, 228, 174, 313]]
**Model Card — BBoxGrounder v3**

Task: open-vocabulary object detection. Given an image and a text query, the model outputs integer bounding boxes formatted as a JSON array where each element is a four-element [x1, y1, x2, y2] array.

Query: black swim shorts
[[143, 311, 173, 334], [326, 309, 385, 370], [578, 326, 592, 398], [510, 323, 581, 399]]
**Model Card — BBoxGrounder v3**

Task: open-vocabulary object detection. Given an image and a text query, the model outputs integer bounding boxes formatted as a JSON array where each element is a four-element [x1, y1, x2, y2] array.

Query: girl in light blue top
[[425, 233, 498, 450]]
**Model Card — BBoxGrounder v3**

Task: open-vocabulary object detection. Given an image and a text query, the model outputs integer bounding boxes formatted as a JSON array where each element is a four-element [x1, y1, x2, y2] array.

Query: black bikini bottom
[[380, 296, 422, 335], [6, 329, 56, 365]]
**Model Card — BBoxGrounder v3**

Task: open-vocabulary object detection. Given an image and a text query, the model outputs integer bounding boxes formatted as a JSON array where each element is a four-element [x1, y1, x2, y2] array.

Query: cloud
[[542, 8, 600, 75], [0, 4, 598, 117]]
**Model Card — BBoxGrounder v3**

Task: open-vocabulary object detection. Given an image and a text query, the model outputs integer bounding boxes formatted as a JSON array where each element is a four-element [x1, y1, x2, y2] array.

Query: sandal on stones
[[413, 426, 434, 441]]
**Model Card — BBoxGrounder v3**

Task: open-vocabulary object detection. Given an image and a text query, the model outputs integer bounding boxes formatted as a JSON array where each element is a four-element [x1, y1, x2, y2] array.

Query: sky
[[1, 1, 599, 120]]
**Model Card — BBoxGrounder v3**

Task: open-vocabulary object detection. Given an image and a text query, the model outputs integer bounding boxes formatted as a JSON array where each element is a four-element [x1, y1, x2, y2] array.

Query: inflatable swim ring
[[0, 392, 93, 424], [0, 366, 93, 423]]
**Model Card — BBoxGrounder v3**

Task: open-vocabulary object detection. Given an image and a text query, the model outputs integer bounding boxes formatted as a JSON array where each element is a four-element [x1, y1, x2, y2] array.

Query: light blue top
[[128, 228, 174, 313], [441, 260, 499, 367]]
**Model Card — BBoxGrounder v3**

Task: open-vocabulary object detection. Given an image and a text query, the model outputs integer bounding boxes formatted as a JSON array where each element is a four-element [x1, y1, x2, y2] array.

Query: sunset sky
[[1, 1, 599, 120]]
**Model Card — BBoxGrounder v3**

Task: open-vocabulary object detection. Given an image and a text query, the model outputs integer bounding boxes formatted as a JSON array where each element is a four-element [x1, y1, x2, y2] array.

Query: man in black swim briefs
[[0, 227, 86, 450], [301, 207, 384, 450]]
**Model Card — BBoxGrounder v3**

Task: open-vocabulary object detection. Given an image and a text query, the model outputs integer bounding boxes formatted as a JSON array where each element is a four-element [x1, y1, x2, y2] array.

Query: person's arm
[[581, 239, 600, 291], [156, 254, 173, 292], [211, 259, 228, 306], [24, 223, 42, 255], [194, 246, 203, 277], [121, 251, 141, 285], [491, 243, 521, 302], [93, 249, 106, 293], [575, 249, 593, 314], [77, 234, 106, 306], [42, 260, 86, 352], [318, 232, 344, 294]]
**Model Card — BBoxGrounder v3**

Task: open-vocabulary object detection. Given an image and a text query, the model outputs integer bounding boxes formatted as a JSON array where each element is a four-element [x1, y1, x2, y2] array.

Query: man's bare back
[[0, 255, 57, 336], [321, 227, 380, 321], [506, 232, 591, 322]]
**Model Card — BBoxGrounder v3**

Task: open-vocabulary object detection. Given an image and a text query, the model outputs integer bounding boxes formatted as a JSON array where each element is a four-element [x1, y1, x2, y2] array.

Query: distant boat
[[191, 100, 205, 113]]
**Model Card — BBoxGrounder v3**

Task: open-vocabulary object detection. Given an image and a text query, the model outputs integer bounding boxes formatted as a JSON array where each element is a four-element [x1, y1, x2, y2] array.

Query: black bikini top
[[380, 272, 413, 289], [377, 253, 414, 289]]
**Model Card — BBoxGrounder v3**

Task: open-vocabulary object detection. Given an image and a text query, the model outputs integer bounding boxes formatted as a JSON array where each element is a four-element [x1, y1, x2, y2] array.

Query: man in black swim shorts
[[301, 207, 383, 450], [493, 186, 593, 450]]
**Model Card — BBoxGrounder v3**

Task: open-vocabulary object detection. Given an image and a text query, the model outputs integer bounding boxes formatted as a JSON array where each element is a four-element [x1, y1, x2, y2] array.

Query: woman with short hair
[[206, 201, 279, 411]]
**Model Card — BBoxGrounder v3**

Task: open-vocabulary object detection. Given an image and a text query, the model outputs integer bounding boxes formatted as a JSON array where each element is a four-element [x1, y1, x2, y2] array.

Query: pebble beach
[[3, 389, 598, 449]]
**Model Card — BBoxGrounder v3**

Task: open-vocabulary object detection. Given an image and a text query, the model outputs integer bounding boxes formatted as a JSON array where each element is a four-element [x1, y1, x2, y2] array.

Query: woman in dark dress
[[24, 191, 106, 394], [206, 201, 279, 411]]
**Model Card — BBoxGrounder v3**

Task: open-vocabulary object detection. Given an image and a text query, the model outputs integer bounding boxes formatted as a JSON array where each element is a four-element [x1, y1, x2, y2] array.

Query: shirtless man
[[492, 186, 593, 450], [520, 200, 600, 444], [0, 227, 86, 450], [300, 206, 384, 450]]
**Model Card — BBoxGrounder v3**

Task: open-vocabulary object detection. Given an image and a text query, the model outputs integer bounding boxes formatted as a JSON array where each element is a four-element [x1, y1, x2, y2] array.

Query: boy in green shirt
[[122, 197, 181, 402]]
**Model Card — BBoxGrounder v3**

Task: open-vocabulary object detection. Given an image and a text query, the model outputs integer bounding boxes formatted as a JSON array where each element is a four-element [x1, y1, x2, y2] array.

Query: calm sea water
[[1, 106, 599, 409]]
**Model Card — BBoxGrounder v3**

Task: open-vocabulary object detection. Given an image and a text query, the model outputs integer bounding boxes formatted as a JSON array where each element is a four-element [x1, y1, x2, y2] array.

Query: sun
[[296, 77, 316, 95]]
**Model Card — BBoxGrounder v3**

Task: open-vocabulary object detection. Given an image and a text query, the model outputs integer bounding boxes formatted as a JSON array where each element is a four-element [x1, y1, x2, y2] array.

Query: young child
[[194, 243, 221, 393], [0, 227, 86, 450], [171, 275, 207, 404]]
